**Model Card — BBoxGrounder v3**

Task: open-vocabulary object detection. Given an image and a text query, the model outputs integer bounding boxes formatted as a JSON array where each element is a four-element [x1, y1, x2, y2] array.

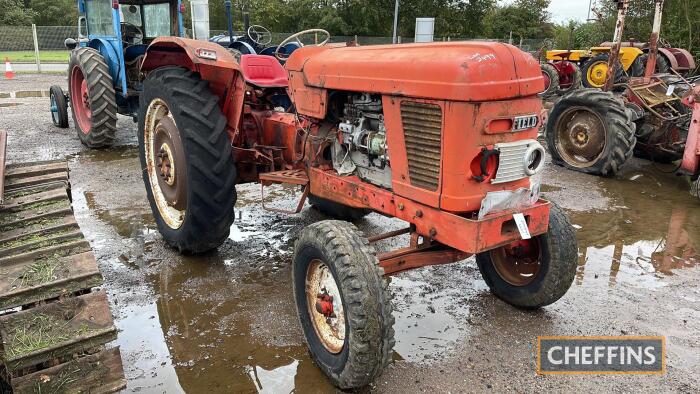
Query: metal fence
[[0, 24, 546, 72]]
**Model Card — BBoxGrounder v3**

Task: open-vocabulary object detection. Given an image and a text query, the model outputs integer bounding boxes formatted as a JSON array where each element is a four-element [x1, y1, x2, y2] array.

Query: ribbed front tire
[[293, 220, 394, 389]]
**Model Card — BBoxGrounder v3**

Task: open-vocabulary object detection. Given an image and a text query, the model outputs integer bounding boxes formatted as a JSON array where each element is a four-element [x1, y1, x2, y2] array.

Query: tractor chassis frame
[[259, 167, 550, 276]]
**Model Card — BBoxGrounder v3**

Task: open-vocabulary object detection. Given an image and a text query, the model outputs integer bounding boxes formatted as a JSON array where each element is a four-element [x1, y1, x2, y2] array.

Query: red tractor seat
[[239, 55, 289, 88]]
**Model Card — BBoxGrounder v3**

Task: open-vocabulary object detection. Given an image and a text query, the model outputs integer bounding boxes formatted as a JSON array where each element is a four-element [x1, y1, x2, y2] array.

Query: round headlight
[[523, 142, 545, 176]]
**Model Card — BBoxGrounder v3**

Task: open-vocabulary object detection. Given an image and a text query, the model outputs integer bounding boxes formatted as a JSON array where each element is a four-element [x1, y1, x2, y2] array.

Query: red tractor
[[136, 30, 578, 388]]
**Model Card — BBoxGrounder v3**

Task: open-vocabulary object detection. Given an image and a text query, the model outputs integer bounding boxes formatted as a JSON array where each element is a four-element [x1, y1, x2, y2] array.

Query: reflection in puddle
[[557, 163, 699, 289], [116, 302, 184, 393], [247, 359, 298, 394]]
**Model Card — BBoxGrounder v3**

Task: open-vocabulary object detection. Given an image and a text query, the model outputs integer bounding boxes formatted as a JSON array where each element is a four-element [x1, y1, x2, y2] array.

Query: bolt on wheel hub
[[143, 99, 188, 229], [555, 106, 608, 168], [157, 144, 175, 185], [306, 259, 345, 353], [490, 239, 542, 286]]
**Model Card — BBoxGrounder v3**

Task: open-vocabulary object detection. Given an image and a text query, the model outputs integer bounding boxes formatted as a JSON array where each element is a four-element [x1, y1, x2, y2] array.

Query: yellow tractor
[[546, 46, 644, 88]]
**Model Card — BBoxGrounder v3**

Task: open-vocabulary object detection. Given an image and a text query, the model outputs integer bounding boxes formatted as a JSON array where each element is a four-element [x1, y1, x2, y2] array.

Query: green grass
[[0, 50, 70, 63]]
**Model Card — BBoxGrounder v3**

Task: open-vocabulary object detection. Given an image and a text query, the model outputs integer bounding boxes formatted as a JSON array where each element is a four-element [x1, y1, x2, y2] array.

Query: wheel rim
[[50, 93, 58, 124], [586, 61, 608, 88], [305, 259, 345, 354], [490, 239, 542, 286], [70, 66, 92, 133], [144, 98, 187, 229], [554, 106, 607, 168]]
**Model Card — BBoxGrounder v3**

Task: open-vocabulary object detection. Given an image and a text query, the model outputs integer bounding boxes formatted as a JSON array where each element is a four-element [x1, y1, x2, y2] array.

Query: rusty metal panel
[[11, 347, 126, 394], [400, 101, 442, 191], [0, 291, 118, 372]]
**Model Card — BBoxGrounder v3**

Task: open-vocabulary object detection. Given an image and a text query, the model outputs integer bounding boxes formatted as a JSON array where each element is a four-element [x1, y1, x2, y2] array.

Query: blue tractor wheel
[[49, 85, 69, 128]]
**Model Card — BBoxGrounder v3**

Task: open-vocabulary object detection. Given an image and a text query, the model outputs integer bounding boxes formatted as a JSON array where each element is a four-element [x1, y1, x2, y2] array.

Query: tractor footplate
[[258, 169, 309, 214]]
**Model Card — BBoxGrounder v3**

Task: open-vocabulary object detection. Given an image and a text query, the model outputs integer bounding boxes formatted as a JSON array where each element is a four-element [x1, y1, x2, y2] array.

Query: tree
[[30, 0, 77, 26], [484, 0, 552, 40], [0, 0, 36, 26]]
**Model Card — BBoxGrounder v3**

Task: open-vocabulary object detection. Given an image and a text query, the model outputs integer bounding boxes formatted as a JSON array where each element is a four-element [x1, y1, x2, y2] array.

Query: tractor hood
[[285, 42, 543, 102]]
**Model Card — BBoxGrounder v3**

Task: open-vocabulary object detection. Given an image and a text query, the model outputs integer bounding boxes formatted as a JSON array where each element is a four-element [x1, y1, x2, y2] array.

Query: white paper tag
[[666, 85, 675, 96], [513, 213, 531, 240]]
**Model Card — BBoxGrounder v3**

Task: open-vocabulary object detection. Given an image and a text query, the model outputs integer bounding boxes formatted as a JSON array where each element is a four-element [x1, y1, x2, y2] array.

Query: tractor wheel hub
[[306, 259, 345, 354]]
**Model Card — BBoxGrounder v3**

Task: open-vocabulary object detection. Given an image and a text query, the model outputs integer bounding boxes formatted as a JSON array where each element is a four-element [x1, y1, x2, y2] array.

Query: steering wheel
[[247, 25, 272, 46], [121, 22, 143, 45], [274, 29, 330, 60]]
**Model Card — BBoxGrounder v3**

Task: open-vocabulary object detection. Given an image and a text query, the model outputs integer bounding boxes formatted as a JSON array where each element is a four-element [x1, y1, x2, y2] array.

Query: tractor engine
[[333, 94, 391, 189]]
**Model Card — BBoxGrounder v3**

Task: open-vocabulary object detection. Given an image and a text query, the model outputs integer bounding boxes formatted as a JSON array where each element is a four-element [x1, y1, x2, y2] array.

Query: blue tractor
[[50, 0, 185, 148]]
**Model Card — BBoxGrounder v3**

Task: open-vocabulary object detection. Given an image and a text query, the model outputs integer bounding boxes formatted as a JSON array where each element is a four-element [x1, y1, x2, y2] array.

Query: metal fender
[[141, 37, 246, 138], [88, 38, 121, 83], [657, 48, 679, 69]]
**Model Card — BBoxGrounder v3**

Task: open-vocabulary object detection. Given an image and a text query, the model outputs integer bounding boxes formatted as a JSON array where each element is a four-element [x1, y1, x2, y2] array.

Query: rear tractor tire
[[476, 203, 577, 308], [546, 89, 636, 176], [539, 63, 560, 99], [293, 220, 394, 389], [138, 67, 237, 254], [308, 194, 371, 221], [49, 85, 69, 128], [68, 47, 117, 148]]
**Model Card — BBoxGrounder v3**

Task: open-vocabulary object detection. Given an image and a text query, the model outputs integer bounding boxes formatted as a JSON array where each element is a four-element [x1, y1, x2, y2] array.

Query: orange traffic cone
[[4, 57, 14, 79]]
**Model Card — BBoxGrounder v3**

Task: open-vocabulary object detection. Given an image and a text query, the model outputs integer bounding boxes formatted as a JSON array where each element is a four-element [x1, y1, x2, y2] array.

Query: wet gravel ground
[[2, 74, 699, 393]]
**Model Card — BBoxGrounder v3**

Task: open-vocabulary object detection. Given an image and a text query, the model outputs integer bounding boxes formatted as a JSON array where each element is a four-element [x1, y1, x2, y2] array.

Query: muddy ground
[[1, 74, 699, 393]]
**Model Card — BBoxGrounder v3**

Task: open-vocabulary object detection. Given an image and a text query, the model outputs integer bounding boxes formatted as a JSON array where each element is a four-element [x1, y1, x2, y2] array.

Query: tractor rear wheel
[[476, 203, 577, 308], [308, 195, 371, 221], [581, 54, 624, 88], [546, 89, 636, 176], [638, 53, 671, 74], [49, 85, 69, 128], [293, 220, 394, 389], [68, 48, 117, 148], [138, 67, 237, 254], [539, 63, 559, 98]]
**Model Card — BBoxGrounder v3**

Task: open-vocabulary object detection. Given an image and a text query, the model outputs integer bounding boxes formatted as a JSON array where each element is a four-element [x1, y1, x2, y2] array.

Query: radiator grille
[[400, 101, 442, 191], [491, 140, 538, 184]]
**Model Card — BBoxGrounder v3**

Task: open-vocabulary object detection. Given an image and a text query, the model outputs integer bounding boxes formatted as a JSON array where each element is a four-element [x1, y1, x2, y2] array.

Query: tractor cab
[[72, 0, 184, 100]]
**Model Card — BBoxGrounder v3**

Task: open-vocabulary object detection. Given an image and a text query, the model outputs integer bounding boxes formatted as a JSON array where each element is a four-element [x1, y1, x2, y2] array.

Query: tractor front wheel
[[68, 48, 117, 147], [293, 220, 394, 389], [476, 203, 577, 308], [49, 85, 69, 128], [546, 89, 636, 176], [138, 67, 237, 254]]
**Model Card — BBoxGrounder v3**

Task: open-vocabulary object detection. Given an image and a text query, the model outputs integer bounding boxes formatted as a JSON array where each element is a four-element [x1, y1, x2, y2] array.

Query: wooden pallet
[[0, 159, 126, 393]]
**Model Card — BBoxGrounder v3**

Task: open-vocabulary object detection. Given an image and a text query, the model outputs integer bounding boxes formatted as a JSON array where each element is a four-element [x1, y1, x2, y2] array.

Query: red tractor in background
[[538, 36, 583, 99], [135, 30, 578, 388]]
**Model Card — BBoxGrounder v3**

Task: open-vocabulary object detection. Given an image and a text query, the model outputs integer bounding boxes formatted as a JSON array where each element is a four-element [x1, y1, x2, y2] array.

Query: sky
[[500, 0, 593, 24]]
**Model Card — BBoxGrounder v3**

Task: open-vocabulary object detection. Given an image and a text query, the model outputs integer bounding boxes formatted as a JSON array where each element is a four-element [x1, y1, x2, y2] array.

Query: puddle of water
[[116, 301, 185, 393], [562, 162, 699, 289], [391, 276, 476, 363], [72, 145, 140, 163]]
